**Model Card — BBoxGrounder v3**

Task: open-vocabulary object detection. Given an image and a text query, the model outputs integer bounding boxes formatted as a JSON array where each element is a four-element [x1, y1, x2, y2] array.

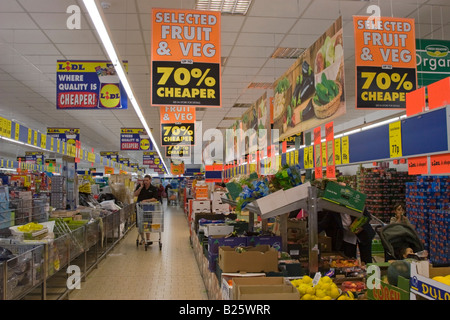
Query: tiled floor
[[69, 201, 208, 300]]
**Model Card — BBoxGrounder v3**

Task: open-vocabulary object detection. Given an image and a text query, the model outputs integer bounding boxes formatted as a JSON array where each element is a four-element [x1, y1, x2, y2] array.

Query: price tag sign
[[15, 123, 20, 141], [334, 138, 342, 165], [308, 146, 314, 168], [389, 121, 403, 158], [341, 136, 350, 164]]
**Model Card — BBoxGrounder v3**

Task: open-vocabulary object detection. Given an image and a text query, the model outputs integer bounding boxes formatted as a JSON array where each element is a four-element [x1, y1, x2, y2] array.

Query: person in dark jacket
[[318, 208, 375, 264]]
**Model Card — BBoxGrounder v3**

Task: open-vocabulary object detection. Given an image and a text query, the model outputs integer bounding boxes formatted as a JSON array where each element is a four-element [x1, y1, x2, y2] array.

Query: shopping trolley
[[136, 202, 164, 250], [167, 189, 178, 206]]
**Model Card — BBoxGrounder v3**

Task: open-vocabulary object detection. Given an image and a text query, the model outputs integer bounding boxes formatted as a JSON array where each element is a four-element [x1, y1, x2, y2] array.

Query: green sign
[[416, 39, 450, 87]]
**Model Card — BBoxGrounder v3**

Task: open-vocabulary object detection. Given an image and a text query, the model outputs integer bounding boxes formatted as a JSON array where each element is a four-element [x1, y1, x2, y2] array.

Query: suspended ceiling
[[0, 0, 449, 170]]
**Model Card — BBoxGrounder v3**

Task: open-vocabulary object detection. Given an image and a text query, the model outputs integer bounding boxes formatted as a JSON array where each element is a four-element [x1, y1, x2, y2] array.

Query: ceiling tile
[[0, 12, 37, 28], [241, 17, 298, 34]]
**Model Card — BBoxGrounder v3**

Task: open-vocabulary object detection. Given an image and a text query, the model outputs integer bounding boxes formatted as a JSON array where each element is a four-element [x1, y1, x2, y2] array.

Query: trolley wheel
[[159, 243, 162, 250], [144, 244, 148, 251]]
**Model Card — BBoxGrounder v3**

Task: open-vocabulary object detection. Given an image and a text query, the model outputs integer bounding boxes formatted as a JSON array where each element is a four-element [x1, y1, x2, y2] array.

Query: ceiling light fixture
[[83, 0, 169, 175], [195, 0, 253, 15]]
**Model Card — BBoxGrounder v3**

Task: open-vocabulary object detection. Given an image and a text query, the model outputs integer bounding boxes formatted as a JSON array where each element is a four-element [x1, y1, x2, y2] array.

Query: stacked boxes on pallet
[[406, 176, 450, 265], [50, 176, 66, 209], [358, 167, 414, 223]]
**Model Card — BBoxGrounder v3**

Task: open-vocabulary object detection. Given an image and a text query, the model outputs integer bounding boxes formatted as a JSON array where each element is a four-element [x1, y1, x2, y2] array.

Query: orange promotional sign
[[430, 153, 450, 174], [408, 156, 428, 175], [354, 16, 417, 109], [160, 106, 196, 124], [151, 8, 221, 107], [325, 122, 335, 178]]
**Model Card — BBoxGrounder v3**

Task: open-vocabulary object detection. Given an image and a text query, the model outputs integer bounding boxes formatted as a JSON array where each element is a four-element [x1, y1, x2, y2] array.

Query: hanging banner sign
[[56, 60, 128, 110], [120, 128, 152, 151], [143, 151, 158, 165], [160, 106, 196, 123], [354, 16, 417, 109], [151, 8, 221, 107], [273, 17, 346, 141], [325, 122, 335, 178], [314, 127, 322, 178], [166, 145, 191, 157], [25, 151, 44, 165], [100, 151, 119, 162], [47, 128, 80, 146], [161, 123, 195, 146]]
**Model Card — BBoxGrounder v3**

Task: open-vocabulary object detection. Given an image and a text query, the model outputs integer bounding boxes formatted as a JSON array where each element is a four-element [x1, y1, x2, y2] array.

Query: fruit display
[[290, 275, 356, 300], [341, 281, 366, 293], [432, 275, 450, 287], [329, 259, 359, 268]]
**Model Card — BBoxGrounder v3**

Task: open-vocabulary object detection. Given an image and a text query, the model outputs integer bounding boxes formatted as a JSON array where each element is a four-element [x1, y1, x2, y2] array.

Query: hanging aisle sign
[[120, 128, 152, 151], [160, 106, 196, 146], [56, 60, 128, 110], [353, 16, 417, 109], [47, 128, 80, 145], [151, 8, 221, 107]]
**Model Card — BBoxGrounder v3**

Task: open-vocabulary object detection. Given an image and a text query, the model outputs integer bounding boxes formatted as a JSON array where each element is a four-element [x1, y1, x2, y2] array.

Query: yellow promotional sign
[[322, 142, 327, 167], [308, 146, 314, 169], [341, 136, 350, 164], [27, 129, 32, 144], [15, 123, 20, 141], [334, 138, 342, 165], [389, 121, 403, 158]]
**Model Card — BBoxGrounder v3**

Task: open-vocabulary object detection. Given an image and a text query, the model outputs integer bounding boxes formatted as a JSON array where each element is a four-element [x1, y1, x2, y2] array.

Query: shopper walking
[[134, 175, 159, 203], [134, 175, 159, 245]]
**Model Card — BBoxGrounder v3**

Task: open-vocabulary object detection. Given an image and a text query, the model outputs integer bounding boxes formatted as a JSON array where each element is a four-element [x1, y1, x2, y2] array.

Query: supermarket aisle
[[69, 201, 208, 300]]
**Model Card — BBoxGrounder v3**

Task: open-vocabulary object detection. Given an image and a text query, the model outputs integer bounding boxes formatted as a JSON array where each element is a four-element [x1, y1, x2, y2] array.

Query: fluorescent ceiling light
[[361, 117, 399, 131], [195, 0, 253, 15], [83, 0, 169, 174]]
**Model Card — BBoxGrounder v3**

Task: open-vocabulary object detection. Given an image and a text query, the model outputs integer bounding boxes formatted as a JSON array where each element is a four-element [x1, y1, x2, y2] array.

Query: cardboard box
[[255, 190, 286, 217], [247, 236, 282, 251], [212, 202, 231, 214], [208, 236, 247, 254], [322, 181, 367, 213], [213, 191, 227, 203], [221, 273, 266, 300], [218, 245, 278, 273], [410, 261, 450, 300], [367, 277, 410, 300], [318, 235, 332, 253], [204, 224, 234, 237], [237, 284, 300, 300], [192, 200, 211, 213], [232, 276, 287, 300]]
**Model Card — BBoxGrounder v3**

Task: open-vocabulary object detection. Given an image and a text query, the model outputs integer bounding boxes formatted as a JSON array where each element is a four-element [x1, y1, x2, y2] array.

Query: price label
[[389, 121, 403, 158], [341, 136, 349, 164], [315, 144, 322, 168], [161, 123, 195, 146], [334, 138, 342, 165], [308, 146, 314, 169], [15, 123, 20, 141], [304, 147, 310, 169], [322, 142, 327, 167], [40, 134, 47, 150], [33, 131, 38, 146], [28, 129, 32, 144]]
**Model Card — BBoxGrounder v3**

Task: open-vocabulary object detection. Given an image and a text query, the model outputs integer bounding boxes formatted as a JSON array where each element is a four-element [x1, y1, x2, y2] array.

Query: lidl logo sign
[[140, 138, 150, 150], [58, 61, 86, 72], [100, 84, 121, 108]]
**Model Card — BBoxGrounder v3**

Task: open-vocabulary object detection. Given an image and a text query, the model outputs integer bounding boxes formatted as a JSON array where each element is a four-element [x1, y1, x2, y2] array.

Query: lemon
[[433, 276, 450, 286], [321, 276, 332, 283], [306, 286, 316, 295], [302, 275, 313, 284], [337, 295, 347, 300], [322, 295, 332, 300], [345, 291, 354, 300], [301, 294, 314, 300], [330, 287, 340, 299], [315, 289, 326, 298], [298, 284, 309, 296], [321, 283, 331, 292]]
